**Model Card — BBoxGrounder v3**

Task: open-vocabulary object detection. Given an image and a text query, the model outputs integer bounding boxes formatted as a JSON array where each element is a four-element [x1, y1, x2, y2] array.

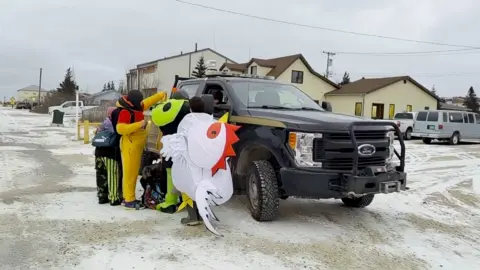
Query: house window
[[354, 102, 362, 116], [371, 103, 384, 119], [389, 104, 395, 119], [424, 106, 430, 110], [250, 66, 257, 75], [291, 70, 304, 84], [406, 105, 412, 112]]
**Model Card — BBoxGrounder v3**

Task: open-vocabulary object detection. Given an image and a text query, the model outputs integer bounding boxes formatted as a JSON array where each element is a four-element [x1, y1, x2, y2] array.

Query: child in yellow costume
[[112, 90, 166, 210]]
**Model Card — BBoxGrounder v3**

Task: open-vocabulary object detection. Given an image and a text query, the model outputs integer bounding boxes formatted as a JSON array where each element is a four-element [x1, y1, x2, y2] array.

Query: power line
[[348, 71, 480, 78], [335, 48, 480, 56], [174, 0, 480, 49]]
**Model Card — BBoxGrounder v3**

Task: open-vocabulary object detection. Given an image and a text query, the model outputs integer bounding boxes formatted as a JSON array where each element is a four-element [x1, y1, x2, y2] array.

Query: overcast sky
[[1, 0, 479, 100]]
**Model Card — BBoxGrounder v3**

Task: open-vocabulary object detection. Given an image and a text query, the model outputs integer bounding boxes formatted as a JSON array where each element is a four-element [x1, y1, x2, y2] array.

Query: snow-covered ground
[[0, 107, 479, 270]]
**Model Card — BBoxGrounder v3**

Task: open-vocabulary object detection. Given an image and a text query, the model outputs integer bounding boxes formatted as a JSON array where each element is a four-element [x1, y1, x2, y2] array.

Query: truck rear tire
[[404, 128, 412, 140], [246, 160, 280, 222], [341, 194, 374, 208], [449, 132, 460, 145]]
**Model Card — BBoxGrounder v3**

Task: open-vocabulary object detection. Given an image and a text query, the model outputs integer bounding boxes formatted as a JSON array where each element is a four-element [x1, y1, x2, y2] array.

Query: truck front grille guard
[[348, 121, 405, 175]]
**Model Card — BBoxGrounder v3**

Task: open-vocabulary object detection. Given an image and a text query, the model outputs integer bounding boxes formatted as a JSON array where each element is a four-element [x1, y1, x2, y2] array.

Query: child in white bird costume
[[160, 97, 240, 236]]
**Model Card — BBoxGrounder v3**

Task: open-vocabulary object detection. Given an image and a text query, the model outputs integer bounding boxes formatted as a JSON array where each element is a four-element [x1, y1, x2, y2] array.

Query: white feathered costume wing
[[160, 112, 240, 236]]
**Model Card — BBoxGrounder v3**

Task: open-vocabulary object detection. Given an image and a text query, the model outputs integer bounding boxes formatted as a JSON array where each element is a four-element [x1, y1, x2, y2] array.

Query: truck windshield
[[229, 81, 324, 111]]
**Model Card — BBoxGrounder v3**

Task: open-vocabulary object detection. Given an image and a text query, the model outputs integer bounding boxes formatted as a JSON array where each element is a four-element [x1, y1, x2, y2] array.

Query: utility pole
[[323, 51, 336, 78], [38, 68, 42, 104]]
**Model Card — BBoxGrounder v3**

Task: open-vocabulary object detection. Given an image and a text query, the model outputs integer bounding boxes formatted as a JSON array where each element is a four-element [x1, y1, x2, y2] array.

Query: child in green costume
[[150, 90, 190, 213]]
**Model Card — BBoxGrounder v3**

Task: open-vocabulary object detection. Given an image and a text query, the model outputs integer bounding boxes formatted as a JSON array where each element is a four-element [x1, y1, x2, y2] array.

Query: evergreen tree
[[339, 72, 350, 86], [110, 81, 115, 90], [107, 82, 111, 90], [56, 68, 79, 96], [103, 83, 107, 91], [463, 86, 479, 112], [191, 56, 207, 78], [431, 85, 436, 95]]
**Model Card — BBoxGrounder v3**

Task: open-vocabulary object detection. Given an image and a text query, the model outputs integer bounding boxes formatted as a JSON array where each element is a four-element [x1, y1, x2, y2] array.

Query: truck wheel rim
[[453, 136, 458, 144], [249, 174, 259, 209]]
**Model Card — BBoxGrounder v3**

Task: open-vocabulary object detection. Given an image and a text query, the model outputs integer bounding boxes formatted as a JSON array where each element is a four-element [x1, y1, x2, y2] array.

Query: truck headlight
[[288, 132, 322, 167], [386, 131, 395, 162]]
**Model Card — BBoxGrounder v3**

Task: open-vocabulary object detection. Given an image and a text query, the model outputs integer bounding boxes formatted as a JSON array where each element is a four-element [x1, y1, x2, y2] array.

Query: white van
[[411, 110, 479, 145]]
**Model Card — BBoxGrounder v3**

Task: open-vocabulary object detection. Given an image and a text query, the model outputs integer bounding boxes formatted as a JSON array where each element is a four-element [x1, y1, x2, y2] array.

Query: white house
[[126, 46, 236, 97], [17, 85, 49, 103], [219, 54, 338, 102]]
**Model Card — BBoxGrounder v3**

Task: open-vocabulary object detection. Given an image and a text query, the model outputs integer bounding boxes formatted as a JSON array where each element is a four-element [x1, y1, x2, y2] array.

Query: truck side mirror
[[201, 94, 215, 114], [321, 101, 332, 112]]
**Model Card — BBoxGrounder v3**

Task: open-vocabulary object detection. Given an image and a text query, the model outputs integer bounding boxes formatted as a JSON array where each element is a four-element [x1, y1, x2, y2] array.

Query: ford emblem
[[358, 144, 376, 156]]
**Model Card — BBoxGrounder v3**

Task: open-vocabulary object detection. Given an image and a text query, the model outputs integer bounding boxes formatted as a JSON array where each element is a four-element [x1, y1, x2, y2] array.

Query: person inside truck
[[212, 90, 225, 105]]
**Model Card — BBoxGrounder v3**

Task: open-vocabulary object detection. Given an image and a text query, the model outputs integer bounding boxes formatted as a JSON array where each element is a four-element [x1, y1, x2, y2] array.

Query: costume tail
[[195, 185, 223, 237]]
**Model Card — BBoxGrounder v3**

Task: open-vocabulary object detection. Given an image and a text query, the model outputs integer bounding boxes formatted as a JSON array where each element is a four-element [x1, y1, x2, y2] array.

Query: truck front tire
[[246, 160, 280, 222], [341, 194, 374, 208]]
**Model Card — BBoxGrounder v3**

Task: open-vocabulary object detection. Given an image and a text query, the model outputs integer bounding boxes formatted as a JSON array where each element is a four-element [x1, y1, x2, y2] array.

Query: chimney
[[195, 43, 198, 52]]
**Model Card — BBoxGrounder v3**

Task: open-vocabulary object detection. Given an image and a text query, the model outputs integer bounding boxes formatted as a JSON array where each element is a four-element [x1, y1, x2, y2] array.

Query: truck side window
[[416, 111, 427, 121], [468, 113, 475, 124], [449, 112, 463, 123], [463, 113, 468, 123], [426, 112, 438, 121], [476, 114, 480, 124], [442, 112, 448, 122], [179, 83, 200, 98], [203, 83, 229, 104]]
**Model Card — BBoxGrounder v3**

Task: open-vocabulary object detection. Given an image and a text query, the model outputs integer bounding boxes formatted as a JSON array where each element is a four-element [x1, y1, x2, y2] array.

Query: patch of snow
[[36, 192, 160, 222], [58, 174, 96, 188], [473, 175, 480, 195], [48, 144, 93, 155], [76, 238, 295, 270], [0, 151, 40, 192], [0, 146, 35, 151]]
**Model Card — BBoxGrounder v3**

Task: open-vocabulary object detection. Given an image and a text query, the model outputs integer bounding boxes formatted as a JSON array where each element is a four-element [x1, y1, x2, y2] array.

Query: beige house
[[126, 46, 236, 97], [219, 54, 338, 102], [17, 85, 48, 103], [324, 76, 439, 119]]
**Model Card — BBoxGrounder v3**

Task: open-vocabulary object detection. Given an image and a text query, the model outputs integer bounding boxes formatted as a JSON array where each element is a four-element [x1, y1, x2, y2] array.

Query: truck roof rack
[[205, 70, 275, 80]]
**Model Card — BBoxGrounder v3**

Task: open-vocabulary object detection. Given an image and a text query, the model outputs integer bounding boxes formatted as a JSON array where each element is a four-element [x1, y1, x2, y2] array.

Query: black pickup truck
[[174, 72, 407, 221]]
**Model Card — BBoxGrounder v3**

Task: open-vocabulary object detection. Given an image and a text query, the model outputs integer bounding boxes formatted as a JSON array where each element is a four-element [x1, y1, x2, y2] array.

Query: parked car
[[393, 112, 417, 140], [48, 101, 97, 115], [15, 101, 31, 110], [164, 70, 408, 222], [412, 110, 480, 145]]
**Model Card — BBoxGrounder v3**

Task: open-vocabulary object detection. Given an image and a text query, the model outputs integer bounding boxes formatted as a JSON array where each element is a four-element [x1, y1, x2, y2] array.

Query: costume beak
[[218, 112, 229, 123]]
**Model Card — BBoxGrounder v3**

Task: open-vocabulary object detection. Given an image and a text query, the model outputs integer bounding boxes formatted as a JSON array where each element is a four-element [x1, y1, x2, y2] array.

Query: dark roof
[[325, 76, 440, 101], [438, 103, 471, 111], [89, 90, 121, 98], [17, 85, 48, 92], [220, 54, 338, 88], [136, 48, 237, 68]]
